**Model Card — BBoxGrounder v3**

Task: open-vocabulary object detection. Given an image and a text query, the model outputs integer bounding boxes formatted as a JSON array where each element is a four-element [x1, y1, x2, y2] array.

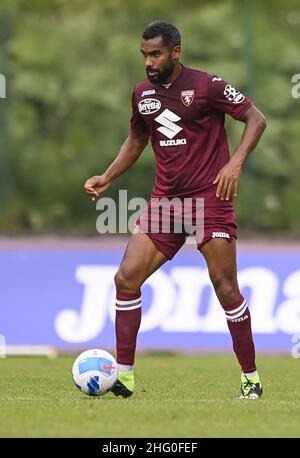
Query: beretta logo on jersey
[[138, 98, 161, 115], [181, 90, 194, 107]]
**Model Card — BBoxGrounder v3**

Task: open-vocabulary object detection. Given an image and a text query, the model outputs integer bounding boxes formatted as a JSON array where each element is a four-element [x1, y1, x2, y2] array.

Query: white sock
[[243, 371, 257, 378], [118, 364, 133, 372]]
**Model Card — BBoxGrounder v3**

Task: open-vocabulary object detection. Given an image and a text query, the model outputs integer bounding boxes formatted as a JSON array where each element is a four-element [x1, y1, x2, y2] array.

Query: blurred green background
[[0, 0, 299, 235]]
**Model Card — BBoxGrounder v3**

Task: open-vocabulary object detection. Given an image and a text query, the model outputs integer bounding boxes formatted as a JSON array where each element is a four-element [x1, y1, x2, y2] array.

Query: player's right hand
[[84, 174, 112, 200]]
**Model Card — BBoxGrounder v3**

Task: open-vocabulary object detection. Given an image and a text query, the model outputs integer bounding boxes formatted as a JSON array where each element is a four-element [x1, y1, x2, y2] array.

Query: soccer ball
[[72, 348, 118, 396]]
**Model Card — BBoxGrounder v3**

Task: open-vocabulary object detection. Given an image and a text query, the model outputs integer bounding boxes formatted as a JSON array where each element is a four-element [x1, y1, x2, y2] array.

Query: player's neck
[[162, 63, 183, 85]]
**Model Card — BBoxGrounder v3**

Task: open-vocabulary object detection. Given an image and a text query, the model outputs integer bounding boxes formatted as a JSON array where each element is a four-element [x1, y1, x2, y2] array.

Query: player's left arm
[[214, 105, 267, 200]]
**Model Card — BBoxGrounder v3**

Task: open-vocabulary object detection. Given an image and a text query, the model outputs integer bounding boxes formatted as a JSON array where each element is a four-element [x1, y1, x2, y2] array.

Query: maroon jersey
[[130, 65, 252, 206]]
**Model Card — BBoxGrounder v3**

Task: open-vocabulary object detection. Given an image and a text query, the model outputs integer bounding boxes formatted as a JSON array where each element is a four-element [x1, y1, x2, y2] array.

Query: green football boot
[[111, 370, 134, 398], [237, 373, 263, 400]]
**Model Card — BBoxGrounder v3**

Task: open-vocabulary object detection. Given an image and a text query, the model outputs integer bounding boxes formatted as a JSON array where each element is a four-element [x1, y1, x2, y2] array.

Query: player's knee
[[114, 270, 129, 291], [211, 273, 237, 303], [114, 269, 137, 293]]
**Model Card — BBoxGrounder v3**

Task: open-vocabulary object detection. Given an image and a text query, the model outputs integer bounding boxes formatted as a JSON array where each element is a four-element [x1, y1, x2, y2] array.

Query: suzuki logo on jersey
[[181, 90, 194, 107], [138, 98, 161, 115], [159, 138, 187, 146], [223, 85, 245, 104], [155, 109, 183, 140]]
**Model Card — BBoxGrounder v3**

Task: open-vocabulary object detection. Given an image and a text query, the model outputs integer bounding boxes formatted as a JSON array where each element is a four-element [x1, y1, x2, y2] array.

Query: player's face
[[140, 36, 180, 84]]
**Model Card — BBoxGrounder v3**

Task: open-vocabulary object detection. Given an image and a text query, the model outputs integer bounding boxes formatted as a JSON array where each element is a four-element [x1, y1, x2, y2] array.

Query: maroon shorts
[[135, 196, 237, 260]]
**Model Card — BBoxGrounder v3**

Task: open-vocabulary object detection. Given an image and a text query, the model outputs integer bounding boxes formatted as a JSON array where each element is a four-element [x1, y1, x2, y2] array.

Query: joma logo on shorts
[[211, 232, 230, 239], [138, 98, 161, 115]]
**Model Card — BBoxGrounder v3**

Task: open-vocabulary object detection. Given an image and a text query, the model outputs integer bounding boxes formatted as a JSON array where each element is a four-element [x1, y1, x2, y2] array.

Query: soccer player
[[84, 21, 267, 399]]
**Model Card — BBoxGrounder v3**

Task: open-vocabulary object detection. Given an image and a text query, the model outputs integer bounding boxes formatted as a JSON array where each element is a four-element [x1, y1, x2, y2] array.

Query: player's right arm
[[84, 87, 149, 199], [84, 131, 149, 200]]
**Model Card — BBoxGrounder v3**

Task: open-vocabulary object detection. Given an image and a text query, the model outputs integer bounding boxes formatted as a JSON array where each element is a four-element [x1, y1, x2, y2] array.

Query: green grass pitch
[[0, 354, 299, 438]]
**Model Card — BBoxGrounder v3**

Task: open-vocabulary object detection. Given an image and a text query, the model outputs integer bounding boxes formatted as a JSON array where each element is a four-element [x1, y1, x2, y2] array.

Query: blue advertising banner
[[1, 247, 300, 352]]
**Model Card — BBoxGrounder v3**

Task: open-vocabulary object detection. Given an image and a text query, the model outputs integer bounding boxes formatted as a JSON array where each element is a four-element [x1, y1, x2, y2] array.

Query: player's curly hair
[[142, 21, 181, 49]]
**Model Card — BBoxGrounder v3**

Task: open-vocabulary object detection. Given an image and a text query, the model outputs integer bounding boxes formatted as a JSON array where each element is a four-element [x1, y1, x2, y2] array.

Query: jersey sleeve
[[207, 75, 252, 120], [130, 89, 149, 136]]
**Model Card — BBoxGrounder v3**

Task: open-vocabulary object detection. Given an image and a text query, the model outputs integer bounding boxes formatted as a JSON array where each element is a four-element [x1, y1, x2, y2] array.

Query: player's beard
[[146, 59, 175, 84]]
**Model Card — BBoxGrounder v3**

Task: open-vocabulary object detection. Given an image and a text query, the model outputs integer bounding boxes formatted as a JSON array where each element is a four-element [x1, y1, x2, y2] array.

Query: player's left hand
[[213, 159, 242, 200]]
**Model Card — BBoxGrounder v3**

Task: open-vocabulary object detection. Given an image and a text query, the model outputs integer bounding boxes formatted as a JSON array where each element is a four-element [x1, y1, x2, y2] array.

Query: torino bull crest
[[181, 89, 194, 106]]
